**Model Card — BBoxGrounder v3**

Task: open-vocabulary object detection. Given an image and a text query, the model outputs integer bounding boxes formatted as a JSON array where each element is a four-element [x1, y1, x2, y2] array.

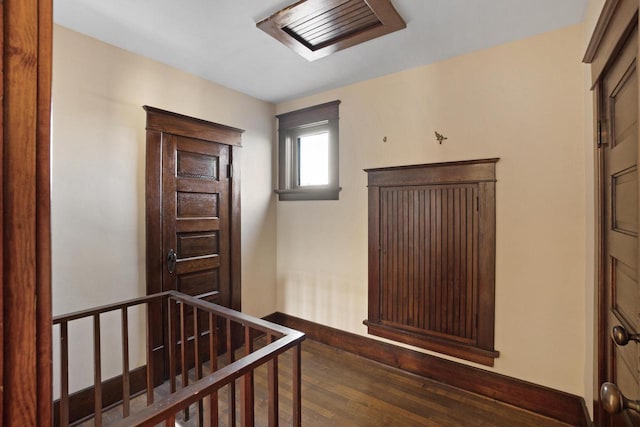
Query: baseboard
[[52, 365, 147, 427], [265, 312, 593, 427]]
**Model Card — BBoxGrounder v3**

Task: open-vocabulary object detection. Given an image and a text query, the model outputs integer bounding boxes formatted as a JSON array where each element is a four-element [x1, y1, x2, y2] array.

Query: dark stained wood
[[144, 106, 243, 146], [257, 0, 406, 61], [378, 185, 477, 342], [267, 334, 279, 427], [241, 326, 255, 426], [266, 312, 592, 427], [276, 100, 340, 130], [52, 366, 148, 427], [59, 322, 69, 427], [145, 106, 244, 385], [584, 0, 637, 86], [365, 159, 499, 366], [603, 22, 639, 427], [0, 0, 4, 419], [209, 313, 220, 426], [291, 344, 302, 427], [2, 0, 53, 425], [37, 1, 54, 425], [585, 3, 640, 425], [595, 81, 609, 427], [121, 309, 131, 417], [145, 128, 165, 385], [230, 145, 242, 312], [54, 292, 301, 426], [93, 315, 103, 427]]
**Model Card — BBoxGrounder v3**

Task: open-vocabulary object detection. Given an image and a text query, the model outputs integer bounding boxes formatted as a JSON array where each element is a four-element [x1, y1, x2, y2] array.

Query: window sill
[[363, 320, 499, 366], [275, 187, 341, 201]]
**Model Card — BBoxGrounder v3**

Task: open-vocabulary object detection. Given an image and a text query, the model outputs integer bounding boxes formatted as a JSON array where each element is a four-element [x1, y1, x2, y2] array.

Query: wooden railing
[[53, 291, 305, 426]]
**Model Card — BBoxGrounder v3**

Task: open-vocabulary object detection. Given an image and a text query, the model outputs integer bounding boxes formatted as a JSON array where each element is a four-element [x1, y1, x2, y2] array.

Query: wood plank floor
[[81, 339, 570, 426]]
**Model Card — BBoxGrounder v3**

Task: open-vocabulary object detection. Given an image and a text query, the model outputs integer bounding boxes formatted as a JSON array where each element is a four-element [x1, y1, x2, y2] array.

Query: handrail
[[114, 330, 305, 426], [53, 292, 171, 324], [53, 290, 305, 427]]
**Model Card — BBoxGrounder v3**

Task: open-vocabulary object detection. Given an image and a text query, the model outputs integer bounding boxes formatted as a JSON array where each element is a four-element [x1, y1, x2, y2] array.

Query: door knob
[[601, 382, 640, 414], [612, 325, 640, 346], [167, 249, 177, 274]]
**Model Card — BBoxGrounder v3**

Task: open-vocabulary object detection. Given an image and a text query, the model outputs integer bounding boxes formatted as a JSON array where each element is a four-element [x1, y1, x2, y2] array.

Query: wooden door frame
[[144, 106, 243, 382], [1, 0, 54, 425], [584, 0, 639, 424]]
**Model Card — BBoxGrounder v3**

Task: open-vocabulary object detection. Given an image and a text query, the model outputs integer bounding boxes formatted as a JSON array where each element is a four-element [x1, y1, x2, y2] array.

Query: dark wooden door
[[162, 134, 230, 369], [601, 24, 640, 427], [162, 134, 230, 306], [145, 106, 243, 384]]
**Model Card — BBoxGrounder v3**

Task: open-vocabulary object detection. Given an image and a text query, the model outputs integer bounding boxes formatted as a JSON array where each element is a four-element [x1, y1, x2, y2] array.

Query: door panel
[[145, 106, 243, 385], [602, 24, 640, 427], [162, 134, 230, 366]]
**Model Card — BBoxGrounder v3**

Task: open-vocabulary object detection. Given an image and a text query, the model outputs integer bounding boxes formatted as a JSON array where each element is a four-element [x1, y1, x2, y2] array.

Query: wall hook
[[435, 131, 448, 144]]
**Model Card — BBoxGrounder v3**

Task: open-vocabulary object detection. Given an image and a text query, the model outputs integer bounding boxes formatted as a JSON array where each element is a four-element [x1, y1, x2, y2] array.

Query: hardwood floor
[[80, 339, 570, 426]]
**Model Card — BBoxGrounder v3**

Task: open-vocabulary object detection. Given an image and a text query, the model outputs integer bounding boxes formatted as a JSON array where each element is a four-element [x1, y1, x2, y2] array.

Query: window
[[275, 101, 340, 201], [364, 159, 500, 366]]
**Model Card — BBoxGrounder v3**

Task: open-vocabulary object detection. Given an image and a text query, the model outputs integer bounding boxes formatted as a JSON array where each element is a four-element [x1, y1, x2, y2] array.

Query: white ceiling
[[54, 0, 588, 104]]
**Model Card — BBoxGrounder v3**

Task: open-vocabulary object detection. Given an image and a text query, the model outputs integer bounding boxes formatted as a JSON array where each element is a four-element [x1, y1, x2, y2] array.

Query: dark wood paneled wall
[[379, 184, 478, 343], [365, 159, 499, 366]]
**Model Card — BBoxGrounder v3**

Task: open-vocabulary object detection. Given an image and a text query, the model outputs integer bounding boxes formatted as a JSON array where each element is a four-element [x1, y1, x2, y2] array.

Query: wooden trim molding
[[257, 0, 406, 61], [583, 0, 638, 85], [265, 312, 592, 427], [583, 0, 621, 63], [3, 0, 53, 425], [144, 106, 244, 146]]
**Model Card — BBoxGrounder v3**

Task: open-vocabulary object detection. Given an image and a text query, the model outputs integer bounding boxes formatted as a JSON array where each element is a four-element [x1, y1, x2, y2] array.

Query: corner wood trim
[[265, 312, 592, 427], [583, 0, 621, 63], [52, 366, 147, 427]]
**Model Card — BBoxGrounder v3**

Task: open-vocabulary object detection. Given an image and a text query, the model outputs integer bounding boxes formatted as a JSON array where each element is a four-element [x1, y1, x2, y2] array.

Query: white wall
[[276, 24, 588, 396], [51, 25, 277, 394]]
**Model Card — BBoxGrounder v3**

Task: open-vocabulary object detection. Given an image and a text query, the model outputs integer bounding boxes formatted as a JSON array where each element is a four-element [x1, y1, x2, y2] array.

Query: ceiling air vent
[[257, 0, 406, 61]]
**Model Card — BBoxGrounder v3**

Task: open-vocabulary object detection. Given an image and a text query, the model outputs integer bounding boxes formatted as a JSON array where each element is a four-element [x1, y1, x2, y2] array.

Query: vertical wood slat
[[60, 322, 70, 427], [227, 318, 236, 427], [146, 302, 155, 405], [180, 301, 189, 421], [208, 313, 219, 426], [267, 334, 279, 427], [37, 0, 54, 423], [169, 299, 177, 396], [0, 3, 4, 420], [194, 308, 204, 426], [378, 184, 478, 341], [93, 314, 102, 427], [292, 344, 302, 427], [241, 325, 255, 427], [121, 308, 131, 417]]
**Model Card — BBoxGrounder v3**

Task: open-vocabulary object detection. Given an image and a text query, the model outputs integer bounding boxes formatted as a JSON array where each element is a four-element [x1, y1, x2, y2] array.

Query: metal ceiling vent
[[257, 0, 406, 61]]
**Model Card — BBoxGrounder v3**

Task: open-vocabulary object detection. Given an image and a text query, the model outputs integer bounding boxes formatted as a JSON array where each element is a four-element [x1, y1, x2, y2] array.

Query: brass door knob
[[601, 382, 640, 414], [612, 325, 640, 346]]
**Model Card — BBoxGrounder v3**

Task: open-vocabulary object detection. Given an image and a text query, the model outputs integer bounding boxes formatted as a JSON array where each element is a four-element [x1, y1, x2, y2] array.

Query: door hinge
[[227, 163, 233, 179], [597, 120, 608, 148]]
